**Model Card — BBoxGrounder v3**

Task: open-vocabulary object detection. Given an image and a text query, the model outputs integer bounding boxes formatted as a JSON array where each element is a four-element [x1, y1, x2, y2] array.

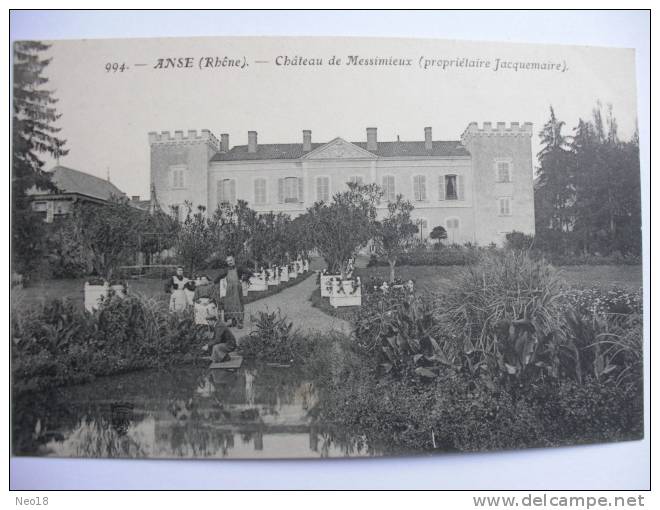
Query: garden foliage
[[11, 293, 204, 395]]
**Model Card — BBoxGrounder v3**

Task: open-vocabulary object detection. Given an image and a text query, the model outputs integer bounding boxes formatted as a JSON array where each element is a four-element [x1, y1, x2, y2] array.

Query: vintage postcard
[[11, 35, 643, 460]]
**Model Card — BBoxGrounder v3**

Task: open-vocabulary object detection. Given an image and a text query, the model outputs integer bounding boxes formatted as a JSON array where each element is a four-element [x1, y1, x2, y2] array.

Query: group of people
[[164, 255, 253, 363]]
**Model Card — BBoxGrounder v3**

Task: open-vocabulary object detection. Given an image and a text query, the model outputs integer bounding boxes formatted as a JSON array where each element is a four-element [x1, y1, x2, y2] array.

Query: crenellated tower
[[461, 121, 536, 245], [148, 129, 221, 218]]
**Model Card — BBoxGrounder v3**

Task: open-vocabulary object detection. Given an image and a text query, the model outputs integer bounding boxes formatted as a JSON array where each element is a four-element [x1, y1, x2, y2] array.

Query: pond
[[12, 363, 375, 459]]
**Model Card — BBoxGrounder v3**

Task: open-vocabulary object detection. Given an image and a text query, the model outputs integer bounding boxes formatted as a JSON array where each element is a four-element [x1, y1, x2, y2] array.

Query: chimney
[[303, 130, 312, 152], [221, 133, 229, 152], [424, 127, 433, 151], [248, 131, 257, 153], [366, 127, 377, 151]]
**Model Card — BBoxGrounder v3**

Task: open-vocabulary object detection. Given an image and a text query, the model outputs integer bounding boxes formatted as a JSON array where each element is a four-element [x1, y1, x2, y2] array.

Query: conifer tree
[[12, 41, 68, 274]]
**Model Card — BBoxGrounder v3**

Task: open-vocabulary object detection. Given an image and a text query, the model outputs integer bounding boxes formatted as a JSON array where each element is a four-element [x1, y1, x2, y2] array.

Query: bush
[[505, 231, 535, 251], [367, 244, 480, 267], [316, 249, 644, 453], [549, 252, 641, 266], [239, 309, 345, 367], [11, 294, 204, 395]]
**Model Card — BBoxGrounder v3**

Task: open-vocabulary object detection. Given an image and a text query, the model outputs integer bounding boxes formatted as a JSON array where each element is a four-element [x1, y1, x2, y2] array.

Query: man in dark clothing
[[213, 255, 253, 328], [204, 315, 237, 363]]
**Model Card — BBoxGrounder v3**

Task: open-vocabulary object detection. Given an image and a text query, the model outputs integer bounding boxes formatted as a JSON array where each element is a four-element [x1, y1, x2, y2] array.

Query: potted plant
[[280, 264, 289, 282], [320, 268, 342, 297], [266, 266, 280, 286], [248, 267, 268, 292], [329, 276, 362, 308], [84, 275, 109, 312]]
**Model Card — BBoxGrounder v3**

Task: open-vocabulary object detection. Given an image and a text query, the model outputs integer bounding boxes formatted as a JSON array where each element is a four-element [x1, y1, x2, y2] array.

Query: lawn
[[13, 268, 314, 310], [356, 264, 643, 294]]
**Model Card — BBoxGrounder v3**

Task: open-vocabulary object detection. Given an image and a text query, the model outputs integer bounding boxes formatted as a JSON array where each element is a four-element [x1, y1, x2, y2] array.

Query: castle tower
[[461, 122, 536, 245], [148, 129, 220, 218]]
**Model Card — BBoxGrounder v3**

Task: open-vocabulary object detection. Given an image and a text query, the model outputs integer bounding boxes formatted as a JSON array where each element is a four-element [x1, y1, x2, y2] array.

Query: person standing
[[214, 255, 253, 328], [165, 266, 190, 312]]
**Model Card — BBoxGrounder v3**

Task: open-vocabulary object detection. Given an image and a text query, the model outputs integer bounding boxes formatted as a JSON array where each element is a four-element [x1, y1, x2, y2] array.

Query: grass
[[356, 263, 643, 295], [14, 268, 314, 310]]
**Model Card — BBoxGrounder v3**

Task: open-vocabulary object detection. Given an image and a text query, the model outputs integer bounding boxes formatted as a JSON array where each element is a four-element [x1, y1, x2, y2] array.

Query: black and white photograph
[[10, 23, 646, 472]]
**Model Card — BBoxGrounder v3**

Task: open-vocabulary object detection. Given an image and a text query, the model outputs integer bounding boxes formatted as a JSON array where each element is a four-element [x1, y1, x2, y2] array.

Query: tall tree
[[12, 41, 68, 274], [534, 106, 575, 253], [306, 182, 382, 279], [374, 195, 418, 282]]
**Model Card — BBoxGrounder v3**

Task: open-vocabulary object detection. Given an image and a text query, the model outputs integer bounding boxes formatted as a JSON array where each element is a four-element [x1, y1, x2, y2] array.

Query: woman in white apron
[[166, 266, 190, 312]]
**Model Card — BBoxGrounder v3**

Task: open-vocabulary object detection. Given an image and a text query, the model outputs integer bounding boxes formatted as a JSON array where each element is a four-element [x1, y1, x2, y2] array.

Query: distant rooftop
[[47, 165, 126, 201], [210, 140, 469, 161]]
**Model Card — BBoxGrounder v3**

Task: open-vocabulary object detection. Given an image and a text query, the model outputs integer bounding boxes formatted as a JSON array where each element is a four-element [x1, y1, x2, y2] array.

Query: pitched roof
[[48, 165, 126, 200], [210, 140, 469, 161]]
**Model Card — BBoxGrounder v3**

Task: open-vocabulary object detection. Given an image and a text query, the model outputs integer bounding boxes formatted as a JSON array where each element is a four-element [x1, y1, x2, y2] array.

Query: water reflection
[[13, 363, 374, 459]]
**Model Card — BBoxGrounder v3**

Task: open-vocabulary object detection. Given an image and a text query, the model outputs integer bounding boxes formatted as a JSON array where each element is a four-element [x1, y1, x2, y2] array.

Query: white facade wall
[[150, 125, 535, 246]]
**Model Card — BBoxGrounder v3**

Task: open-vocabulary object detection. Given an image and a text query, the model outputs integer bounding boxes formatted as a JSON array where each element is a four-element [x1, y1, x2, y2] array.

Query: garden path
[[233, 272, 353, 342]]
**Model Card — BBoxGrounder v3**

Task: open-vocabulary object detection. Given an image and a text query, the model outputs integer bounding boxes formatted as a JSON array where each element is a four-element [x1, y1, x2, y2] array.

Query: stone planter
[[266, 268, 280, 286], [248, 273, 268, 292], [280, 266, 289, 282], [320, 274, 341, 297], [84, 282, 109, 312], [329, 279, 362, 308], [289, 267, 298, 279]]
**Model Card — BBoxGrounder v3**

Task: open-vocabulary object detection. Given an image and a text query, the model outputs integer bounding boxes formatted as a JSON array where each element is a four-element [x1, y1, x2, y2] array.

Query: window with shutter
[[438, 175, 445, 200], [495, 160, 512, 182], [317, 176, 330, 202], [298, 177, 304, 203], [254, 178, 267, 204], [457, 175, 465, 200], [413, 175, 426, 201], [446, 217, 460, 243], [416, 218, 429, 239], [218, 179, 236, 204], [284, 177, 299, 203], [445, 175, 457, 200], [498, 197, 512, 216], [217, 180, 225, 206], [170, 165, 187, 189], [278, 178, 285, 203], [349, 175, 364, 186], [382, 175, 395, 202]]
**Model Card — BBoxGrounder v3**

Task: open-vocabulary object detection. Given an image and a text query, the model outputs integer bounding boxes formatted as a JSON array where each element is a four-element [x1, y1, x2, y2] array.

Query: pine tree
[[534, 107, 575, 253], [12, 41, 68, 275]]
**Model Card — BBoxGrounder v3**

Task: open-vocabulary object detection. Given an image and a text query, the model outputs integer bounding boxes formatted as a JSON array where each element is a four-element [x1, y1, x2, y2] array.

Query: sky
[[25, 30, 639, 200]]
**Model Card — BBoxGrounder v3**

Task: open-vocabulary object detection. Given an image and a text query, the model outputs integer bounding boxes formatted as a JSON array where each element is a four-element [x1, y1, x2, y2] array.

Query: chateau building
[[149, 122, 535, 245]]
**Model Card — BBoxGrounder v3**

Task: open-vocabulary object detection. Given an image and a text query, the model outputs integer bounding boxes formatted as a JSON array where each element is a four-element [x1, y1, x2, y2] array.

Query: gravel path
[[233, 272, 353, 341]]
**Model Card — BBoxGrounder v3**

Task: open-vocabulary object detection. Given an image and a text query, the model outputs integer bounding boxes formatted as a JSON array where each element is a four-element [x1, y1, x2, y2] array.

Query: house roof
[[48, 165, 126, 201], [210, 140, 469, 161]]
